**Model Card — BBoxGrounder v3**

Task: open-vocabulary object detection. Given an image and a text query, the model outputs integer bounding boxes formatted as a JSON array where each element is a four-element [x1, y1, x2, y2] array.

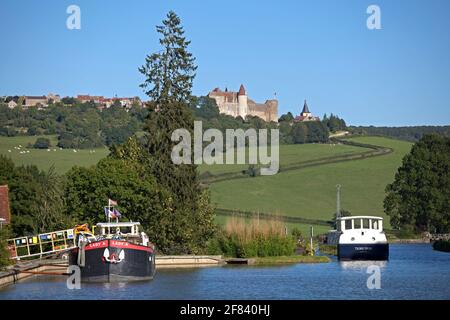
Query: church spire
[[301, 99, 310, 114]]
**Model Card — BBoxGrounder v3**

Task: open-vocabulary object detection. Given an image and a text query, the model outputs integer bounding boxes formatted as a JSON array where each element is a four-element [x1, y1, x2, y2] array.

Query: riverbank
[[388, 238, 430, 244], [0, 260, 67, 288], [252, 255, 330, 265]]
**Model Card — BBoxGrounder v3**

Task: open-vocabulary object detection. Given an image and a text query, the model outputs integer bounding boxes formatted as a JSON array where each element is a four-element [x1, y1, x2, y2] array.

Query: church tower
[[300, 99, 312, 117], [237, 84, 248, 118]]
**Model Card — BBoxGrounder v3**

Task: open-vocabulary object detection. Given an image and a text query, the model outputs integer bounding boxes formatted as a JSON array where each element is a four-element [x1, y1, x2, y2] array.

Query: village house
[[23, 95, 48, 108], [47, 93, 61, 104], [77, 95, 143, 109], [4, 93, 61, 109], [76, 95, 104, 104], [7, 100, 17, 109]]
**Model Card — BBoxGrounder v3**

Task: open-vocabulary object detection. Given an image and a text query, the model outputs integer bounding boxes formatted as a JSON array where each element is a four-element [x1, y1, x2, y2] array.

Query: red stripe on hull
[[85, 240, 108, 251], [83, 240, 153, 253], [110, 240, 153, 253]]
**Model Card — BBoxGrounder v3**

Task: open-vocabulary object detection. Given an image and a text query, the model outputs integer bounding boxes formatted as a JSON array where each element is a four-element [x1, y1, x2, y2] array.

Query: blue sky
[[0, 0, 449, 126]]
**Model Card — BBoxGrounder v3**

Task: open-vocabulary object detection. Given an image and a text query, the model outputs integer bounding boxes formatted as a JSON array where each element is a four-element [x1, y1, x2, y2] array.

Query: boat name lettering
[[111, 241, 128, 246], [355, 247, 372, 251], [87, 241, 107, 248]]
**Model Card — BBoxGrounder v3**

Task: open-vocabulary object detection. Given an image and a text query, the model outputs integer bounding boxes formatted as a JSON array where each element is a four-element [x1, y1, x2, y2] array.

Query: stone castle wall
[[208, 88, 278, 122]]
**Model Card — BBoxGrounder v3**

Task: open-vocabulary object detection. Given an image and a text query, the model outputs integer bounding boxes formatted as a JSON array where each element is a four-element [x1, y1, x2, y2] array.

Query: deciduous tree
[[384, 134, 450, 232]]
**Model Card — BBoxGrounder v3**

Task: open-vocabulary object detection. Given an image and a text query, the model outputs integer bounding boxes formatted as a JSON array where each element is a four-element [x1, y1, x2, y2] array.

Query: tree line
[[350, 125, 450, 142], [1, 95, 346, 149], [0, 101, 148, 149]]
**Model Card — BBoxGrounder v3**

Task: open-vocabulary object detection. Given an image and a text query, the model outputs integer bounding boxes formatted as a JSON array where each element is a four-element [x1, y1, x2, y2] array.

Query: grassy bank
[[319, 244, 337, 256], [253, 255, 330, 265]]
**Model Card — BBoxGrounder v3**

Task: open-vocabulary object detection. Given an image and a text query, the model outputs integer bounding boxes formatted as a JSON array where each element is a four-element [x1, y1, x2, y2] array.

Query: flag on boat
[[112, 208, 122, 218], [104, 207, 114, 218], [109, 198, 118, 206]]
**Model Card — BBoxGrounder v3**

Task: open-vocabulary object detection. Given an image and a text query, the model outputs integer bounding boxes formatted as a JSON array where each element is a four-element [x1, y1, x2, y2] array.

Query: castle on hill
[[208, 85, 278, 122]]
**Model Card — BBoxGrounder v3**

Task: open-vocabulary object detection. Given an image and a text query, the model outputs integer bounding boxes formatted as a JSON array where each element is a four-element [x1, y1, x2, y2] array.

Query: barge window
[[354, 219, 361, 229], [363, 219, 370, 229], [345, 220, 352, 230], [373, 220, 379, 230]]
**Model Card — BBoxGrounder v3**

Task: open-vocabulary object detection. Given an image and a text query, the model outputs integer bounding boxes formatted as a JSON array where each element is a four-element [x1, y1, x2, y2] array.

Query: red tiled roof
[[25, 96, 47, 100], [77, 95, 104, 101], [0, 185, 11, 225], [294, 115, 320, 122]]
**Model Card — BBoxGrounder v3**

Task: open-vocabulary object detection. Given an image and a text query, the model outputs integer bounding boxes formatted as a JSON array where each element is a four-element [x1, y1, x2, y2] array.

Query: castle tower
[[237, 84, 248, 119]]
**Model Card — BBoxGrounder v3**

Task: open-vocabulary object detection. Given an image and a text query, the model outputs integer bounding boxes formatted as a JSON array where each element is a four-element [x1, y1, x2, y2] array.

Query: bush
[[245, 165, 259, 177], [33, 137, 51, 149], [0, 227, 12, 268], [291, 227, 303, 241], [210, 216, 297, 258]]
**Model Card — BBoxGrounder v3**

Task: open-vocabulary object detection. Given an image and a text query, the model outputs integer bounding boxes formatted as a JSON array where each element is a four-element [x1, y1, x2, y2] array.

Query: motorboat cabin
[[327, 216, 389, 261]]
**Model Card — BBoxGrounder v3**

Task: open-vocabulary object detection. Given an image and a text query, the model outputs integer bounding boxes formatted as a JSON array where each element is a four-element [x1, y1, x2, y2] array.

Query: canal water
[[1, 244, 449, 299]]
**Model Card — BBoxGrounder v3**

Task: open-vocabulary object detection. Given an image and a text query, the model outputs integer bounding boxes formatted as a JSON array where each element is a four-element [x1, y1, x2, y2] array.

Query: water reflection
[[1, 244, 449, 300], [103, 282, 128, 289], [340, 260, 387, 270]]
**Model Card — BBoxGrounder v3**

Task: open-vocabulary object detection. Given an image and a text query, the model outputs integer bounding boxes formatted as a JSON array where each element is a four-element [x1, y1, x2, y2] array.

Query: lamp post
[[336, 184, 341, 219]]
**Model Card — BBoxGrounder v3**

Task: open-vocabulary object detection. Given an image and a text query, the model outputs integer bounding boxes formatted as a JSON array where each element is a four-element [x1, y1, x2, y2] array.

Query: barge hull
[[69, 240, 156, 282], [338, 243, 389, 261]]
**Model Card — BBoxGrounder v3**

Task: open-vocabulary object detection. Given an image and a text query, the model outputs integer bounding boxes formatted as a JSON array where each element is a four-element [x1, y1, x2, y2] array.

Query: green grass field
[[199, 143, 369, 175], [0, 135, 109, 173], [1, 135, 368, 176], [210, 137, 412, 228]]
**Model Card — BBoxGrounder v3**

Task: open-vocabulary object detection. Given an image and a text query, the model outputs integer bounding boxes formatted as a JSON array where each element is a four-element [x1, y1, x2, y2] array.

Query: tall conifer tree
[[139, 11, 214, 254]]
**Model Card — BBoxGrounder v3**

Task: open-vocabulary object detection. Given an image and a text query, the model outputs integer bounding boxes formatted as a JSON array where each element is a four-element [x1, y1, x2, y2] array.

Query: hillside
[[198, 142, 369, 175], [209, 137, 413, 229], [0, 134, 413, 233], [0, 135, 108, 173]]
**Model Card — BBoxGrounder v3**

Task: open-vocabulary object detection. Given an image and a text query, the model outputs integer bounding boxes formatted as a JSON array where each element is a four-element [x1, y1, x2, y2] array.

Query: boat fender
[[77, 241, 86, 267]]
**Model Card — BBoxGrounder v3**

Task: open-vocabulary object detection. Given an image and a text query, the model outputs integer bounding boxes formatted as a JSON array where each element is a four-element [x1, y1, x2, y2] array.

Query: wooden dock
[[156, 255, 224, 268], [0, 259, 68, 288]]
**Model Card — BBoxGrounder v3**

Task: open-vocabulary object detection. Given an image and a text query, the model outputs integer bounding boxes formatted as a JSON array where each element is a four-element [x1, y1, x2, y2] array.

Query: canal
[[0, 244, 449, 299]]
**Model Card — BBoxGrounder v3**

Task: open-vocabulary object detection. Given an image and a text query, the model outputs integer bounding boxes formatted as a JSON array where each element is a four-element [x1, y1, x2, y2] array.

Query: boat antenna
[[336, 184, 341, 219]]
